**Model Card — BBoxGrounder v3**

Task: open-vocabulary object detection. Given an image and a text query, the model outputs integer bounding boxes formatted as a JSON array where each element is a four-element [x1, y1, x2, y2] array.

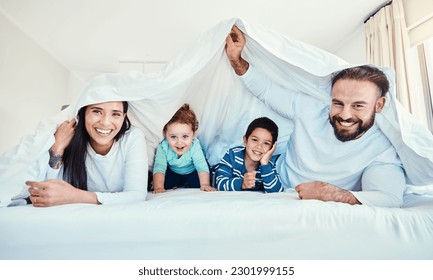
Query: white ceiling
[[0, 0, 388, 77]]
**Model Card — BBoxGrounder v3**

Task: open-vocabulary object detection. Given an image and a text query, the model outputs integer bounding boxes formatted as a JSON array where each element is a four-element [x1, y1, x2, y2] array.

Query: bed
[[1, 189, 432, 259], [1, 18, 433, 260]]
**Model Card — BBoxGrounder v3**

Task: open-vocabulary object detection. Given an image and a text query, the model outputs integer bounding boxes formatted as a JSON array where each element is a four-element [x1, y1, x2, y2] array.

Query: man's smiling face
[[329, 79, 385, 142]]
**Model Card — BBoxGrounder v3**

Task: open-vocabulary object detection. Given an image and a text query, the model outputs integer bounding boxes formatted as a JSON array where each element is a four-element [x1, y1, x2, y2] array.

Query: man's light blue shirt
[[240, 65, 406, 207]]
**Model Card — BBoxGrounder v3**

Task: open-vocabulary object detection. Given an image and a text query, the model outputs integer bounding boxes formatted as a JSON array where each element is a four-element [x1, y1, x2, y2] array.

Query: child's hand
[[260, 143, 277, 165], [242, 171, 256, 189], [153, 187, 166, 194], [200, 184, 217, 192]]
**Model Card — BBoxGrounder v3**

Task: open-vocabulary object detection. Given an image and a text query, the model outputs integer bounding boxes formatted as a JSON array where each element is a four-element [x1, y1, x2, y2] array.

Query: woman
[[26, 101, 148, 207]]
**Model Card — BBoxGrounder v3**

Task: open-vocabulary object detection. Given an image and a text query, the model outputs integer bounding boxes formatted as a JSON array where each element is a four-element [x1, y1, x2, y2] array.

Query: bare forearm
[[49, 119, 76, 168], [198, 171, 211, 187], [55, 184, 99, 205], [153, 173, 165, 190], [229, 57, 249, 76], [199, 171, 216, 191], [296, 181, 361, 205], [48, 148, 63, 169], [324, 186, 361, 205], [27, 179, 99, 206]]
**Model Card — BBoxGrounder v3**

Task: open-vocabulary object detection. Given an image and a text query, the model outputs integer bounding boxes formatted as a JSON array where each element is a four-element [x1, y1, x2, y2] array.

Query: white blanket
[[1, 18, 433, 207], [1, 189, 432, 259]]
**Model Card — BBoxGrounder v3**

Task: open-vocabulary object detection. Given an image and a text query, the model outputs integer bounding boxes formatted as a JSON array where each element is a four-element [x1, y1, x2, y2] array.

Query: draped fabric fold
[[1, 17, 433, 207]]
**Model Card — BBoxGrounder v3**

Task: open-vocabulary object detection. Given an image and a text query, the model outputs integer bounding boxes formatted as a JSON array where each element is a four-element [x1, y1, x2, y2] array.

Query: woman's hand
[[26, 179, 98, 207], [50, 119, 76, 155]]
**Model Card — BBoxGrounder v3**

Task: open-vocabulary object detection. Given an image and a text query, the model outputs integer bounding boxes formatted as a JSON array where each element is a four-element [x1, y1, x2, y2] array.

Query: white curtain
[[365, 0, 429, 127]]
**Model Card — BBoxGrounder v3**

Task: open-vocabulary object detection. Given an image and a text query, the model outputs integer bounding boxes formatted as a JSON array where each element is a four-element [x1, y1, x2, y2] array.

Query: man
[[225, 26, 405, 207]]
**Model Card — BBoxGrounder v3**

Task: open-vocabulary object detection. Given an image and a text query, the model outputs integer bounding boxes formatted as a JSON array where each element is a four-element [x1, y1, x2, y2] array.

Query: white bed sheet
[[1, 190, 432, 260]]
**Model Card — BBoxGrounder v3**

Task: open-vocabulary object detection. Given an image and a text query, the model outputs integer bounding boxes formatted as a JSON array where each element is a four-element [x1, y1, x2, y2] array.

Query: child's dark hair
[[245, 117, 279, 144], [163, 103, 199, 134]]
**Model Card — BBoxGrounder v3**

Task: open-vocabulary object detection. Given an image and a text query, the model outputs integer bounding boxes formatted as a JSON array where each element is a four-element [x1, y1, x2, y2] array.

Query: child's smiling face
[[165, 122, 195, 157], [243, 127, 273, 164]]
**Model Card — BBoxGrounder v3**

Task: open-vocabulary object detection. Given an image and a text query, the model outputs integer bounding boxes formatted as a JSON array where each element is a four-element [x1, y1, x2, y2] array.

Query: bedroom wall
[[0, 12, 70, 155], [333, 25, 366, 64]]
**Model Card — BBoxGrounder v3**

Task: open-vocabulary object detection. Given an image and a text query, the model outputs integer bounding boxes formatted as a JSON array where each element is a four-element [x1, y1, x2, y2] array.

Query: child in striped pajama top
[[215, 117, 283, 193]]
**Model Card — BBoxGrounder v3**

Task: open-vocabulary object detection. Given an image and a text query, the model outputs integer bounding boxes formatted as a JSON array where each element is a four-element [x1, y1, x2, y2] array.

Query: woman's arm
[[27, 179, 98, 206], [46, 119, 76, 180], [49, 119, 76, 169], [32, 127, 149, 207]]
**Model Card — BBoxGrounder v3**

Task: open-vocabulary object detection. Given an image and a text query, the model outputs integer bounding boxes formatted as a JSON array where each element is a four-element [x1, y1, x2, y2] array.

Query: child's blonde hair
[[163, 103, 199, 134]]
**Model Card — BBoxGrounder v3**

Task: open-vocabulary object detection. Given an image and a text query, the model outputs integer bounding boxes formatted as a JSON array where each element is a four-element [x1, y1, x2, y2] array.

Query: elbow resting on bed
[[356, 191, 404, 208]]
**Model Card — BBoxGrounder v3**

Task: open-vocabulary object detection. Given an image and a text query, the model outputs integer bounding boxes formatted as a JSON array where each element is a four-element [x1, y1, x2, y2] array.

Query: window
[[416, 38, 433, 132], [424, 38, 433, 112]]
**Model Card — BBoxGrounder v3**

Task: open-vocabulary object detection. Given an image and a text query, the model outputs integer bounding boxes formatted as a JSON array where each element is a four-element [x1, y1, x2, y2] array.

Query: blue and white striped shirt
[[215, 146, 283, 193]]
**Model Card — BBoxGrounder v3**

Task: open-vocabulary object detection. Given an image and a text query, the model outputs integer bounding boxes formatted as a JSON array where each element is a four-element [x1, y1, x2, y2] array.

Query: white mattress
[[1, 189, 432, 260]]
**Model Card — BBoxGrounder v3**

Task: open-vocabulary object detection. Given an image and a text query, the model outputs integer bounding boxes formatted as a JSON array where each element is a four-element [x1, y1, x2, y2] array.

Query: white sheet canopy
[[1, 18, 433, 207]]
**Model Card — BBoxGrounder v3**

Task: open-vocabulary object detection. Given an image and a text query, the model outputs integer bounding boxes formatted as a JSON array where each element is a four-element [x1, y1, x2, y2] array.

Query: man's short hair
[[331, 65, 389, 97]]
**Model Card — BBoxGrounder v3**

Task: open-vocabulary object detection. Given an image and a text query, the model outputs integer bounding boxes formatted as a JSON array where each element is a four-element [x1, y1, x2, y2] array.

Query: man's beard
[[329, 113, 375, 142]]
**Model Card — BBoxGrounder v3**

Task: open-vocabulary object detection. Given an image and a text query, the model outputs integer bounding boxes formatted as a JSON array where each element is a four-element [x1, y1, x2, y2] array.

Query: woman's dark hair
[[62, 101, 131, 190], [245, 117, 279, 144]]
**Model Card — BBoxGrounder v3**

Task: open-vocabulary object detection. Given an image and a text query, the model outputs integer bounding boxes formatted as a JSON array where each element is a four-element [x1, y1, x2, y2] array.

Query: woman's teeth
[[96, 128, 111, 135]]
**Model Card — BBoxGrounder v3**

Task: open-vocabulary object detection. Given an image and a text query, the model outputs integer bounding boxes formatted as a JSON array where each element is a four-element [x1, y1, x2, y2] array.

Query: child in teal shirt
[[153, 104, 216, 193]]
